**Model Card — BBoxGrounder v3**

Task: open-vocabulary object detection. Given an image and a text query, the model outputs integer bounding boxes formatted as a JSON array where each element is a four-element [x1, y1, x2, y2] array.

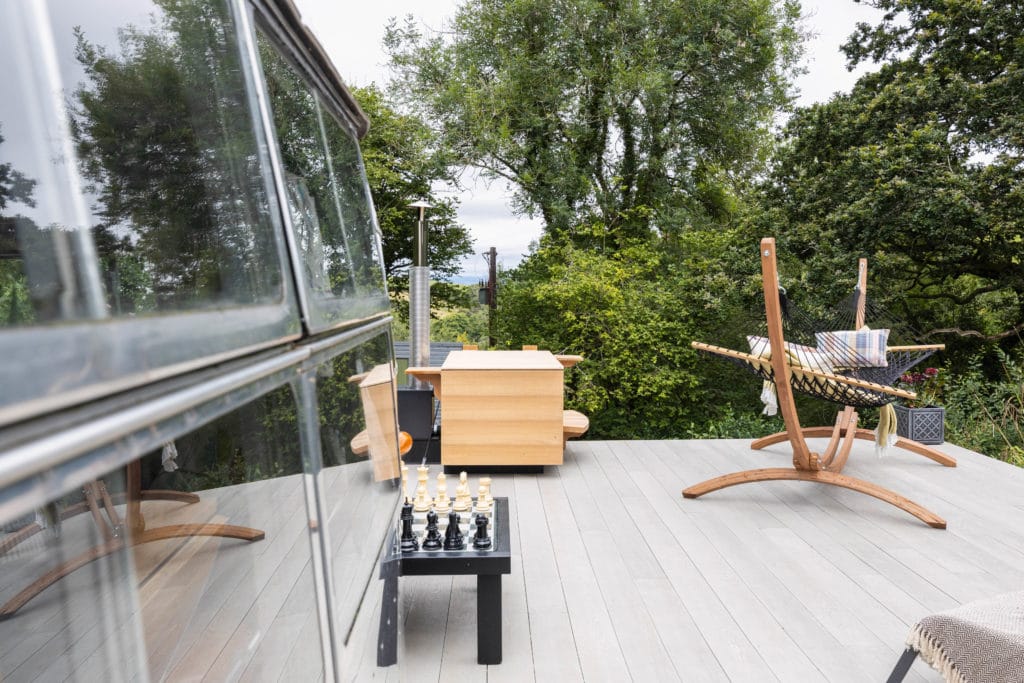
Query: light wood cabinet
[[410, 350, 566, 466]]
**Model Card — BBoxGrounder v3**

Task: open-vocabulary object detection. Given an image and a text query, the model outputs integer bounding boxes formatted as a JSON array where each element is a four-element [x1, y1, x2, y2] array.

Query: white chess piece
[[453, 471, 471, 512], [474, 484, 492, 514], [479, 476, 493, 507], [434, 472, 451, 514], [412, 465, 432, 512]]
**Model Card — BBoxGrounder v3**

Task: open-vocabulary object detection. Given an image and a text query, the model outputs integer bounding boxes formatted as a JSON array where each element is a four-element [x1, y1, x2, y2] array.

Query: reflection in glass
[[0, 0, 285, 327], [315, 333, 402, 635], [0, 383, 323, 680], [259, 32, 388, 326]]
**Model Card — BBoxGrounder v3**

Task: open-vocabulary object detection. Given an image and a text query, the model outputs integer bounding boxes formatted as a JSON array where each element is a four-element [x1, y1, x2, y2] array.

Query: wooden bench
[[562, 409, 589, 444]]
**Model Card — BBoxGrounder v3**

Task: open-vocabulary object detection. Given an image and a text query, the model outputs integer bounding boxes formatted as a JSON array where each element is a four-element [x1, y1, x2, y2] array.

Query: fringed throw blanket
[[908, 591, 1024, 682]]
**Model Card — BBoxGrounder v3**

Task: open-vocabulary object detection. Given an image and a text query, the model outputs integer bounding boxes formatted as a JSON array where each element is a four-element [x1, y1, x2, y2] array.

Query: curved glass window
[[258, 31, 389, 332], [312, 332, 401, 635], [0, 0, 299, 425], [0, 379, 324, 680]]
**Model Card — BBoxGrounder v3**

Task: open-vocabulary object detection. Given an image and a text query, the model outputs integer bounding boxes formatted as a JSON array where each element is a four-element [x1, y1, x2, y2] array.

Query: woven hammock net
[[704, 286, 937, 409]]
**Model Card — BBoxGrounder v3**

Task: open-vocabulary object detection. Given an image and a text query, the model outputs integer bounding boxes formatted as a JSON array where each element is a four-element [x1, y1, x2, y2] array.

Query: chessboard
[[396, 466, 499, 554]]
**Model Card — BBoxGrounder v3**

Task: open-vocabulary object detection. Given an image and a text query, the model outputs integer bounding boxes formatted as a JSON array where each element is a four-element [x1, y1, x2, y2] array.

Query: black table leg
[[477, 574, 502, 664], [377, 574, 399, 666], [886, 647, 918, 683]]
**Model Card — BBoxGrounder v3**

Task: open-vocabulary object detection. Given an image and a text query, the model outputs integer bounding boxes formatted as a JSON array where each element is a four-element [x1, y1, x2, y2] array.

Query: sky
[[292, 0, 886, 279]]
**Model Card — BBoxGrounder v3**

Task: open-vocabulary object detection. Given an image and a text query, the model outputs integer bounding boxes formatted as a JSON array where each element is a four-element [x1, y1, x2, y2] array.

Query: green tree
[[759, 0, 1024, 351], [386, 0, 802, 249], [0, 128, 37, 324], [0, 129, 36, 211], [352, 85, 474, 315], [495, 230, 769, 438]]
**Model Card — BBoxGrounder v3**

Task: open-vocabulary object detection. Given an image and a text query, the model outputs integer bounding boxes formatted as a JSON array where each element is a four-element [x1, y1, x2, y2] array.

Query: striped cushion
[[747, 336, 835, 373], [815, 329, 889, 368]]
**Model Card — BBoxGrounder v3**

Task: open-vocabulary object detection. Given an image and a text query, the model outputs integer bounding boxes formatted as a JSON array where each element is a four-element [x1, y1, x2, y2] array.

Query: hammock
[[693, 256, 943, 408], [682, 238, 956, 529], [691, 341, 915, 409]]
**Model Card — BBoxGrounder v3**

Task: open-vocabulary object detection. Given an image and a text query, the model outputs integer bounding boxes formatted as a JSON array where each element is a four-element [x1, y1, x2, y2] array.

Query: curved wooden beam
[[682, 467, 946, 528], [0, 523, 265, 619], [751, 427, 957, 467]]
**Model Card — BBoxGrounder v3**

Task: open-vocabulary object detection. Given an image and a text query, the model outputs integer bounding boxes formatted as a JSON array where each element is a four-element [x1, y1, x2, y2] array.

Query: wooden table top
[[441, 350, 563, 371]]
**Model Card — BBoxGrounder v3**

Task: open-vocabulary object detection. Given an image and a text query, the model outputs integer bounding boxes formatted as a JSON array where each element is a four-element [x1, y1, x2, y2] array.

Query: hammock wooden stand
[[683, 238, 955, 529]]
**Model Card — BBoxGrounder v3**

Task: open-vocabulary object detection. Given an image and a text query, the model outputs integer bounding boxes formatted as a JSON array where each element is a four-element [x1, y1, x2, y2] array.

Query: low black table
[[378, 497, 512, 666]]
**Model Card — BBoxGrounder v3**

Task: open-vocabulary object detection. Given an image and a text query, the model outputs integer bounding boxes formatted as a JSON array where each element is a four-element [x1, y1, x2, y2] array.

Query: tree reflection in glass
[[258, 32, 387, 311], [70, 2, 283, 314], [0, 128, 37, 325]]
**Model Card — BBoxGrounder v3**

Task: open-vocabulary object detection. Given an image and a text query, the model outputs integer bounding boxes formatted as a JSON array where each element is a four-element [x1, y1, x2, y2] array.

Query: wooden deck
[[2, 437, 1021, 681], [394, 437, 1024, 682]]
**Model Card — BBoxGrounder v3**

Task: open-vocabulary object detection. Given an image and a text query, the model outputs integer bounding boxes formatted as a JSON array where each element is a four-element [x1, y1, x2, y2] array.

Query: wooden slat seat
[[563, 410, 589, 444]]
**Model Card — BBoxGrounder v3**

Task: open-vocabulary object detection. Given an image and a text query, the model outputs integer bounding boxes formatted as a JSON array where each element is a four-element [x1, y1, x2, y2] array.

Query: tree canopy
[[352, 85, 474, 315], [386, 0, 802, 249], [759, 0, 1024, 349]]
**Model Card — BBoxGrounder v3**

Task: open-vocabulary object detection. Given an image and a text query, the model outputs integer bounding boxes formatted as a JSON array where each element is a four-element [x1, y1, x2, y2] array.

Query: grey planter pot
[[894, 404, 945, 445]]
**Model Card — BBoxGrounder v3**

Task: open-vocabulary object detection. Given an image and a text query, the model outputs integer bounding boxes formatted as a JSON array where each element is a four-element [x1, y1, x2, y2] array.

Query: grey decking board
[[534, 470, 632, 682], [400, 574, 453, 683], [486, 474, 536, 681], [556, 453, 680, 680], [630, 440, 866, 682], [647, 439, 937, 681], [601, 442, 779, 681], [438, 575, 487, 681], [633, 577, 730, 683], [390, 437, 1008, 681], [511, 473, 584, 682]]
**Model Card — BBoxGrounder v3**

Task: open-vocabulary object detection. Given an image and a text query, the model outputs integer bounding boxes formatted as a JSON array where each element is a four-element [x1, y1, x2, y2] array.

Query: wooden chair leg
[[0, 522, 43, 556], [682, 467, 946, 528], [752, 426, 957, 467], [887, 647, 918, 683]]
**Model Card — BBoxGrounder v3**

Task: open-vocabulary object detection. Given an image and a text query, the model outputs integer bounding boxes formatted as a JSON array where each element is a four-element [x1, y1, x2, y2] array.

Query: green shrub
[[944, 348, 1024, 466]]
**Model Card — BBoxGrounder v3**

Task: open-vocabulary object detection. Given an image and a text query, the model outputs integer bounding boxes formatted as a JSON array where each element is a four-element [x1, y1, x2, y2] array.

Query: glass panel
[[0, 469, 146, 680], [0, 0, 286, 327], [317, 110, 388, 302], [315, 333, 402, 635], [258, 31, 389, 330], [0, 383, 325, 680]]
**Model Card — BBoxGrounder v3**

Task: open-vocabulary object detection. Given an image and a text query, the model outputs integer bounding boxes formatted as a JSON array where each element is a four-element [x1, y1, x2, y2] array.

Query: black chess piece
[[399, 502, 419, 553], [422, 509, 442, 550], [443, 511, 465, 551], [473, 513, 491, 550]]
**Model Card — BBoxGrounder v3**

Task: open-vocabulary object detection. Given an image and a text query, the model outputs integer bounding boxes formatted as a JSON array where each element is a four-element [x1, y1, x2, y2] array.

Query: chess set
[[397, 465, 496, 553]]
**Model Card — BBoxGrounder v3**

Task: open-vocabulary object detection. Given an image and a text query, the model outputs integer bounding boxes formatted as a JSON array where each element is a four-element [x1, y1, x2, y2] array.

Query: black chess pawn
[[422, 509, 443, 550], [473, 513, 491, 550], [443, 511, 465, 551], [399, 502, 419, 553]]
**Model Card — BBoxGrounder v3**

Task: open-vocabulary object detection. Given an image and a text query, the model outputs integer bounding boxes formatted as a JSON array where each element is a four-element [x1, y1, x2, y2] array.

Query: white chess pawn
[[479, 476, 493, 507], [401, 464, 410, 504], [453, 471, 471, 512], [412, 465, 432, 512], [434, 472, 451, 514], [474, 484, 492, 514]]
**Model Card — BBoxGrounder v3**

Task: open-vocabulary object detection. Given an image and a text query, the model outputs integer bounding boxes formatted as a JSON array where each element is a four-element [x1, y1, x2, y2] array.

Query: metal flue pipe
[[408, 201, 431, 388]]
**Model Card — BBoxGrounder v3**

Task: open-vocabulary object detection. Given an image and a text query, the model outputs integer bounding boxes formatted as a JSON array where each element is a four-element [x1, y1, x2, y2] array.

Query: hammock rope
[[694, 283, 941, 409]]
